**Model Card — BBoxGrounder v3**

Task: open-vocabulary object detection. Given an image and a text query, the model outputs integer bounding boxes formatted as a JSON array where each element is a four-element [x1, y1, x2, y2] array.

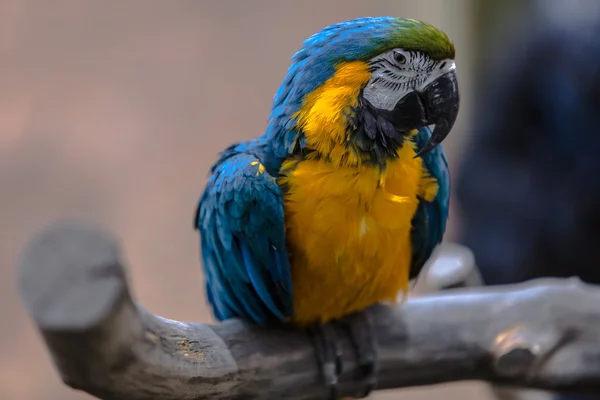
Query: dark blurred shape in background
[[457, 1, 600, 400]]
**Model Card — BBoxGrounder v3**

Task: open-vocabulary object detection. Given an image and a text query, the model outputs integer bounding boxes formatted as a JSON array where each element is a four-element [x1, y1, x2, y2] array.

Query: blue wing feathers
[[239, 240, 286, 320], [410, 126, 451, 276], [196, 151, 293, 326]]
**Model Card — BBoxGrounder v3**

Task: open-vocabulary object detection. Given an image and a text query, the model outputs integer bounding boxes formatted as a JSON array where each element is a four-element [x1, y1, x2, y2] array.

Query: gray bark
[[16, 221, 600, 400]]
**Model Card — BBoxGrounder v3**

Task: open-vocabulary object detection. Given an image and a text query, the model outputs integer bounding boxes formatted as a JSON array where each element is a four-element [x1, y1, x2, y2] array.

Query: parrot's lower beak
[[413, 70, 460, 158]]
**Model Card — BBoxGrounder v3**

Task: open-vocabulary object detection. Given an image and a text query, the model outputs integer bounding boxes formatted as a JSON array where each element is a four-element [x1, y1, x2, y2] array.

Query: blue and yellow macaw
[[195, 16, 458, 398]]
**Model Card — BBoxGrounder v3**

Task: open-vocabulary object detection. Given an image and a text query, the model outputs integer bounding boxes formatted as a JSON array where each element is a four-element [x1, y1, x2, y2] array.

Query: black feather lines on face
[[346, 89, 407, 167]]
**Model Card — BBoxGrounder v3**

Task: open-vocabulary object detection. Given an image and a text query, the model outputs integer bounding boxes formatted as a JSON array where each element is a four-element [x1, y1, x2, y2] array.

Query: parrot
[[195, 16, 459, 399]]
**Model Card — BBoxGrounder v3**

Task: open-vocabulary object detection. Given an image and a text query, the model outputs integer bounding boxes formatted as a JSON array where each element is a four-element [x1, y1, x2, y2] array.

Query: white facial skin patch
[[362, 48, 456, 111]]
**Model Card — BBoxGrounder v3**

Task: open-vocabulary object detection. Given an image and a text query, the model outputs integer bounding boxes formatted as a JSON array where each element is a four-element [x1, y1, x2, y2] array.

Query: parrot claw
[[309, 323, 343, 399], [309, 308, 378, 399], [340, 309, 378, 398]]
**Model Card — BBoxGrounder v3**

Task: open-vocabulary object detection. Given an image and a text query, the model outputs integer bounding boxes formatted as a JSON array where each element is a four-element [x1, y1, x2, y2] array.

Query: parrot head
[[269, 17, 459, 166]]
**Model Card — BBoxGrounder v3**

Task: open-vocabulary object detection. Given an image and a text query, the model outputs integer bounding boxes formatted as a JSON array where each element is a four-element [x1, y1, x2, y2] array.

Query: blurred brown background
[[0, 0, 562, 399]]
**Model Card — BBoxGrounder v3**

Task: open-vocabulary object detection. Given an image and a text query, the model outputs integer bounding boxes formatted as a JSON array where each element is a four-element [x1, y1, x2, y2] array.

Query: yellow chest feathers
[[278, 140, 438, 324]]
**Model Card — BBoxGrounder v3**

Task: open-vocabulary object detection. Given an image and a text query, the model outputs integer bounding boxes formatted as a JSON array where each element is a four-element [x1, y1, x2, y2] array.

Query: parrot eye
[[393, 51, 407, 65]]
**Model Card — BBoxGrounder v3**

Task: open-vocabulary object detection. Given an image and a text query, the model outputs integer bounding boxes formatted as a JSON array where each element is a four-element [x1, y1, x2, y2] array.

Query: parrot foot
[[309, 308, 378, 399], [340, 309, 378, 398], [309, 323, 343, 399]]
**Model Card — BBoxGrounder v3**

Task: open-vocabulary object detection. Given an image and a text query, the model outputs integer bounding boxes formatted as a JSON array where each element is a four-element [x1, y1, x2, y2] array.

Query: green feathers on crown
[[368, 18, 455, 61]]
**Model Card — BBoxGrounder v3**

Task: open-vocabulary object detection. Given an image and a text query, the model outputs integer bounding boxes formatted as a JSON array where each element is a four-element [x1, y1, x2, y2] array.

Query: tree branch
[[17, 221, 600, 400]]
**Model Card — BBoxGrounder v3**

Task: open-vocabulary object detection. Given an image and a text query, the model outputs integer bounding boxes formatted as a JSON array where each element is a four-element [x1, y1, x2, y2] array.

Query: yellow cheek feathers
[[293, 61, 372, 167]]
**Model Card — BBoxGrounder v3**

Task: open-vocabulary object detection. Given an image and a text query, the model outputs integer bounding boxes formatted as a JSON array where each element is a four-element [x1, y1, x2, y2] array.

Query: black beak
[[413, 70, 460, 158], [365, 69, 459, 158]]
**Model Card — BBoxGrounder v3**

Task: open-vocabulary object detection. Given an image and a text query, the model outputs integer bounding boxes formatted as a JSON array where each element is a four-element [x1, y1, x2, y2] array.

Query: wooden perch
[[16, 221, 600, 400]]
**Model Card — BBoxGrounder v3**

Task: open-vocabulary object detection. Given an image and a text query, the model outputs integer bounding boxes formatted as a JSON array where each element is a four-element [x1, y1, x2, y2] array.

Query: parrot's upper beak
[[414, 69, 460, 158]]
